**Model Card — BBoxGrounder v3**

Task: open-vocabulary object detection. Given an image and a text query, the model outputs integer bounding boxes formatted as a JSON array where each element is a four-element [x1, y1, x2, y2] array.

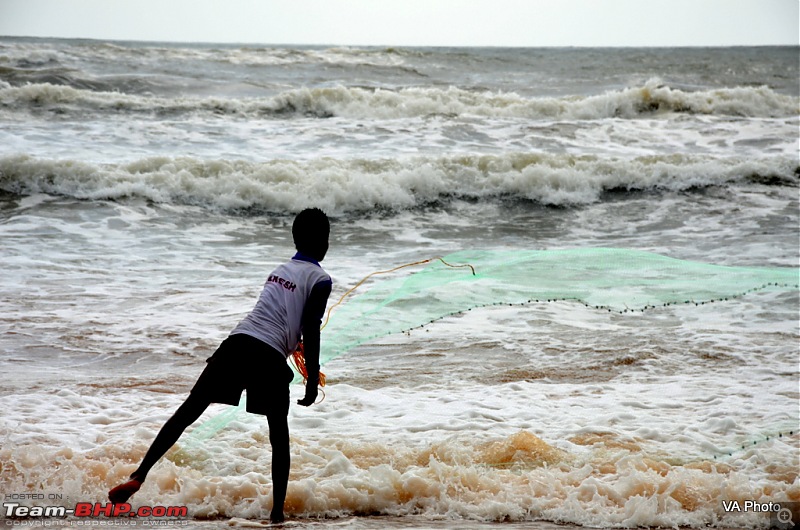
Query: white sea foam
[[0, 369, 797, 527]]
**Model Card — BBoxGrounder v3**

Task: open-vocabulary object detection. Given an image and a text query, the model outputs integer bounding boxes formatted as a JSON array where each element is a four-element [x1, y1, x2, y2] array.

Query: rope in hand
[[288, 340, 326, 401], [289, 256, 476, 403]]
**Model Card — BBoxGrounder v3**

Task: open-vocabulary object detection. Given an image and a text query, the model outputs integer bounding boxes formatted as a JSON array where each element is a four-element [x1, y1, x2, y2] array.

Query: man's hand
[[297, 386, 318, 407]]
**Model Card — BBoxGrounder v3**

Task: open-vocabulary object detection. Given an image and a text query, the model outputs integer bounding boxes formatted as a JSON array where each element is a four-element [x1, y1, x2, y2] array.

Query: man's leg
[[266, 411, 290, 523], [109, 393, 210, 503]]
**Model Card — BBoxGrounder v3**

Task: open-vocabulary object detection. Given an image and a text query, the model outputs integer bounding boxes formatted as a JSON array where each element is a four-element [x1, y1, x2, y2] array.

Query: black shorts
[[190, 333, 294, 416]]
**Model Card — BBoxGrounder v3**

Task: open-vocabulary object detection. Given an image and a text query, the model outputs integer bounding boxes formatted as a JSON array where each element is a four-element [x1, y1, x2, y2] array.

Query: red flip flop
[[108, 479, 142, 504]]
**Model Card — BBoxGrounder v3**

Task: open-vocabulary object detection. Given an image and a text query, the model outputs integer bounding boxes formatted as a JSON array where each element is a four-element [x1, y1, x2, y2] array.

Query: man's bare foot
[[108, 479, 142, 504], [269, 510, 285, 524]]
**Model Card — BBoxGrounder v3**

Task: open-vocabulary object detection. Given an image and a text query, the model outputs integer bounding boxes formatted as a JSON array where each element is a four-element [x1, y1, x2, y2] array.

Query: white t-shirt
[[231, 254, 331, 358]]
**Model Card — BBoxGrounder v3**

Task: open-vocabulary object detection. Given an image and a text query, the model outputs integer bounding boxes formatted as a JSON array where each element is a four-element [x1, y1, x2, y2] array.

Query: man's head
[[292, 208, 330, 262]]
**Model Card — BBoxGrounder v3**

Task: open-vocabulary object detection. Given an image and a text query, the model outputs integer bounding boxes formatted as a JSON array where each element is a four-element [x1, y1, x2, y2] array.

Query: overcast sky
[[0, 0, 797, 47]]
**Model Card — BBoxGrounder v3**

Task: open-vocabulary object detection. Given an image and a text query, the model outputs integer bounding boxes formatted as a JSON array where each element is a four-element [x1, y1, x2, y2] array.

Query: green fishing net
[[319, 248, 798, 364], [186, 248, 798, 443]]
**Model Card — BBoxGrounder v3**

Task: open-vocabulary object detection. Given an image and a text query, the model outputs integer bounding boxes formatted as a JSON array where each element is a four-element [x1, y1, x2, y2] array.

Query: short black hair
[[292, 208, 329, 255]]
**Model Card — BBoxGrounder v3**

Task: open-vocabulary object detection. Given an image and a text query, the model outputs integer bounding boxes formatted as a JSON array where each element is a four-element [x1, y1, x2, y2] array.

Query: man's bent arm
[[297, 280, 332, 405]]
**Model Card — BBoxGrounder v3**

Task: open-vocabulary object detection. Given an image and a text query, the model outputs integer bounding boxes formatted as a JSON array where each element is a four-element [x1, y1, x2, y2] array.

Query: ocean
[[0, 38, 798, 529]]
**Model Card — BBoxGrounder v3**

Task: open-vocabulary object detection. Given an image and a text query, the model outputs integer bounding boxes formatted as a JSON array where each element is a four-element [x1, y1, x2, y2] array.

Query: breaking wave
[[1, 153, 796, 212], [2, 80, 797, 119]]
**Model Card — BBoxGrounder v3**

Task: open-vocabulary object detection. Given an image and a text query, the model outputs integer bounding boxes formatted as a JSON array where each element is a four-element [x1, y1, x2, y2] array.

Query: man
[[108, 208, 332, 524]]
